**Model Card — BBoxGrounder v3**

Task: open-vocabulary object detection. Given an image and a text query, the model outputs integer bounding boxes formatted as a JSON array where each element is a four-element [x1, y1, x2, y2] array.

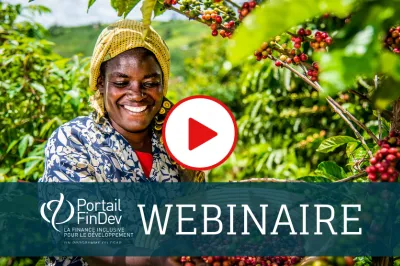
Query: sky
[[11, 0, 184, 27]]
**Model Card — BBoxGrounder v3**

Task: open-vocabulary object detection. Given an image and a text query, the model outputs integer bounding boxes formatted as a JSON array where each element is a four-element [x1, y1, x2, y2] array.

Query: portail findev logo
[[40, 193, 75, 232], [40, 193, 123, 233]]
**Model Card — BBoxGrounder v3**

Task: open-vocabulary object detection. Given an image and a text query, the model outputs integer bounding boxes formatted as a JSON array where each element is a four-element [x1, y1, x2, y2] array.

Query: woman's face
[[98, 48, 164, 133]]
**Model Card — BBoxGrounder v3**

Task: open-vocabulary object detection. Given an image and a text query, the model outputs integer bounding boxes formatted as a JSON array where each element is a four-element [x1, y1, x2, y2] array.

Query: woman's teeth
[[123, 105, 147, 113]]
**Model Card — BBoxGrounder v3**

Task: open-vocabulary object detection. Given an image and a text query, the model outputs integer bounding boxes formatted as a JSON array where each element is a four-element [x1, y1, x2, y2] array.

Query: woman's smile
[[120, 104, 149, 114], [118, 98, 155, 118]]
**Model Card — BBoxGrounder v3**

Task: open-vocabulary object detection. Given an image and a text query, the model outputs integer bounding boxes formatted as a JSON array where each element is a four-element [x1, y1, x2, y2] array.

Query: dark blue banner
[[0, 183, 398, 256]]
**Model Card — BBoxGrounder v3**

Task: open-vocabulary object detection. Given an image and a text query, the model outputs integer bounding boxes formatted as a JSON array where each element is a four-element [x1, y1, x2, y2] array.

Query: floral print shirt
[[40, 113, 180, 183], [40, 113, 183, 265]]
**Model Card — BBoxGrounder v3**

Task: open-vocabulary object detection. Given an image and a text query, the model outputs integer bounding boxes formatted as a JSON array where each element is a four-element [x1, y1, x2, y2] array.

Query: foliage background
[[1, 0, 400, 265]]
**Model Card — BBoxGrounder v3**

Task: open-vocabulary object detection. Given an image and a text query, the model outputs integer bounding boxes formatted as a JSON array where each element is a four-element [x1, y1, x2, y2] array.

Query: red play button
[[163, 95, 238, 170], [188, 118, 218, 151]]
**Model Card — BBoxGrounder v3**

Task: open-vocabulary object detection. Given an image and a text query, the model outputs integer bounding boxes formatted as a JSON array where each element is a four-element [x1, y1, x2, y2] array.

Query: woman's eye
[[113, 82, 128, 87], [143, 82, 160, 88]]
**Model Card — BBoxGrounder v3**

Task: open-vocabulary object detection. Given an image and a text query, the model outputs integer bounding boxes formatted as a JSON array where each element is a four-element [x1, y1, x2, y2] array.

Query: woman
[[40, 20, 204, 265]]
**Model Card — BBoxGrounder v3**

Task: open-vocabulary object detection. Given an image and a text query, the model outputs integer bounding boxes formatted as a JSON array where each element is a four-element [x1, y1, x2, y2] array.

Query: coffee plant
[[385, 26, 400, 54], [0, 3, 91, 183], [3, 0, 400, 265], [179, 37, 379, 182], [366, 130, 400, 182]]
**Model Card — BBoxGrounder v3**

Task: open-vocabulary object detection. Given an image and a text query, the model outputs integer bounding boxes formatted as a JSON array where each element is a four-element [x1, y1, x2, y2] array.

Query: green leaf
[[346, 141, 361, 158], [37, 5, 51, 14], [35, 258, 46, 266], [141, 0, 158, 39], [111, 0, 127, 16], [316, 136, 358, 153], [87, 0, 97, 12], [18, 135, 33, 158], [354, 256, 372, 265], [0, 168, 10, 175], [315, 161, 347, 180], [31, 82, 46, 94], [297, 175, 332, 182], [228, 0, 356, 64], [380, 51, 400, 81], [18, 136, 29, 158], [124, 0, 142, 18], [282, 68, 292, 91], [6, 139, 19, 154], [372, 76, 400, 109], [346, 143, 370, 168], [39, 117, 58, 138], [316, 27, 379, 94], [153, 0, 166, 17], [23, 160, 42, 177], [16, 156, 44, 165]]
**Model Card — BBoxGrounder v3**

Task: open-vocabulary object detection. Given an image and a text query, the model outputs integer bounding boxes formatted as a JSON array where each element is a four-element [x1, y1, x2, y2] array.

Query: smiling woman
[[98, 48, 165, 148], [39, 19, 204, 266]]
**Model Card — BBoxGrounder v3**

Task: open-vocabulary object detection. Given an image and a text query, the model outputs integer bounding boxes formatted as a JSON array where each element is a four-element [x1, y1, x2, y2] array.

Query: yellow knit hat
[[90, 20, 170, 95]]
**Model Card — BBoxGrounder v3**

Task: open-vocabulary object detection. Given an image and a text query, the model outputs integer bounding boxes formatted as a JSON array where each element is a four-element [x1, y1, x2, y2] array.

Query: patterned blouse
[[40, 113, 181, 183], [40, 112, 204, 265]]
